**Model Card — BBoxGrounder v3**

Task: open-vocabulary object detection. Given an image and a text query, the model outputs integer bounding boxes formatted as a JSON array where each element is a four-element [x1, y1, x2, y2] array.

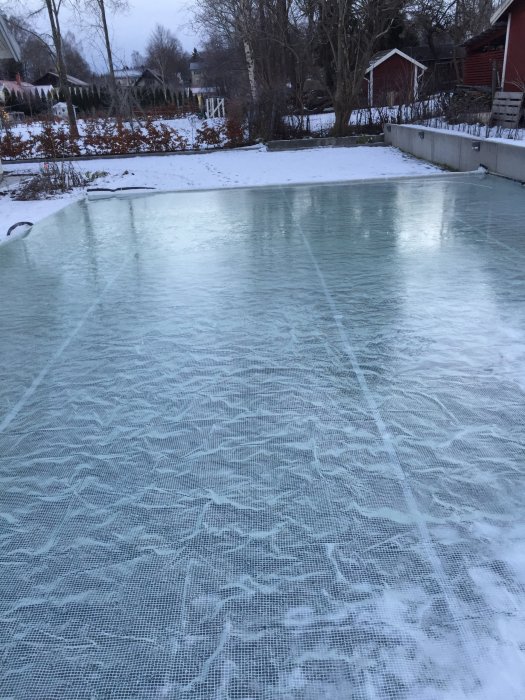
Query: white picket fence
[[205, 97, 225, 119]]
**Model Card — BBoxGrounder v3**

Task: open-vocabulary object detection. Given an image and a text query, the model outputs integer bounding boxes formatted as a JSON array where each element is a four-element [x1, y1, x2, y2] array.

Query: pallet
[[490, 91, 524, 128]]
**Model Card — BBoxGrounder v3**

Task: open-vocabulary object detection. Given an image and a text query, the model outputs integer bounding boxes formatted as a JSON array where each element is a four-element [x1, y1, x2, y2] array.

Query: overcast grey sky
[[106, 0, 200, 64], [7, 0, 200, 71]]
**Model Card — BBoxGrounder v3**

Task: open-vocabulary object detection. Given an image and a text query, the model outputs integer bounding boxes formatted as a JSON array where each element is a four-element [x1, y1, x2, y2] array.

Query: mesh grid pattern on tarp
[[1, 175, 525, 699]]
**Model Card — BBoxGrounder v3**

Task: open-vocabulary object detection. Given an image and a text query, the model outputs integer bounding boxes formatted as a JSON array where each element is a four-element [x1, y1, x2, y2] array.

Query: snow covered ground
[[0, 144, 442, 245]]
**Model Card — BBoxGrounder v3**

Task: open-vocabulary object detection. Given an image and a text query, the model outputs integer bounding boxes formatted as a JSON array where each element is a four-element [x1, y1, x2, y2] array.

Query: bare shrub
[[0, 130, 35, 159], [12, 162, 99, 200], [195, 121, 225, 149], [223, 100, 248, 148], [444, 90, 491, 125], [36, 121, 81, 159], [144, 118, 189, 151], [83, 118, 117, 155]]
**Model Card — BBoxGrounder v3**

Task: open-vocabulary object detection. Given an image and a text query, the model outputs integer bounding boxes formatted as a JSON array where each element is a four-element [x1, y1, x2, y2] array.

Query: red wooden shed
[[491, 0, 525, 90], [463, 24, 507, 89], [365, 49, 427, 107]]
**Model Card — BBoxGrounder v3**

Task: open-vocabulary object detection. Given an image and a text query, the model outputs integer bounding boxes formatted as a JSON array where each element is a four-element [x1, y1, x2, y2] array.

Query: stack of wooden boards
[[490, 91, 524, 128]]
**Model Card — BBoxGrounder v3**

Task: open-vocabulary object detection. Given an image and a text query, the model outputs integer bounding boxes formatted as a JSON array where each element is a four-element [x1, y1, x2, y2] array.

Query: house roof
[[114, 68, 141, 79], [491, 0, 518, 23], [35, 71, 89, 87], [366, 48, 427, 74], [463, 22, 507, 48], [136, 68, 163, 84], [404, 44, 464, 62], [190, 87, 216, 94], [135, 68, 184, 88], [0, 79, 34, 92], [0, 80, 55, 99], [67, 74, 89, 87], [0, 15, 21, 63]]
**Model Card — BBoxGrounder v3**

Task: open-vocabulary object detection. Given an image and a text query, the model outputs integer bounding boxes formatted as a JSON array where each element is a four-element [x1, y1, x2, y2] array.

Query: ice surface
[[1, 175, 525, 699]]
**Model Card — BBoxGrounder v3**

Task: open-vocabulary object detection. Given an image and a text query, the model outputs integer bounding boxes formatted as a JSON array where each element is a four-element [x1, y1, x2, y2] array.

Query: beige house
[[190, 60, 217, 109]]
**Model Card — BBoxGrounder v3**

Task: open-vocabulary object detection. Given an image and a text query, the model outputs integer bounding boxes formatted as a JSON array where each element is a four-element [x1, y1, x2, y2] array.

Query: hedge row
[[1, 117, 247, 160]]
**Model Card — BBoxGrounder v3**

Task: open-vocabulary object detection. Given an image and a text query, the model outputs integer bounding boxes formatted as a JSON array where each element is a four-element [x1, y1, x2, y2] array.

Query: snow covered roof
[[0, 79, 35, 92], [0, 15, 21, 63], [114, 68, 141, 79], [366, 48, 427, 74], [34, 72, 89, 87], [463, 22, 507, 48], [140, 68, 162, 80], [190, 87, 216, 94], [491, 0, 517, 23]]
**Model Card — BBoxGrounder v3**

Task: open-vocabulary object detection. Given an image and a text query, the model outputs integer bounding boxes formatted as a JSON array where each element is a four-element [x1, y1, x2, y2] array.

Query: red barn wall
[[504, 0, 525, 89], [371, 54, 416, 106], [462, 25, 506, 88], [464, 49, 504, 87]]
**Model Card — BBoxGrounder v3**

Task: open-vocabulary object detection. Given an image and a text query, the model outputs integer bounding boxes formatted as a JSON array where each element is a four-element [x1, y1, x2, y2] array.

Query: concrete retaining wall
[[384, 124, 525, 182]]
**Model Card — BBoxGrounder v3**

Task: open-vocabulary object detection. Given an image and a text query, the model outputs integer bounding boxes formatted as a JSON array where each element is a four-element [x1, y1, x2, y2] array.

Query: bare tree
[[406, 0, 494, 81], [195, 0, 407, 138], [7, 1, 81, 133], [195, 0, 297, 139], [407, 0, 494, 46], [8, 15, 90, 82], [74, 0, 127, 93], [145, 24, 188, 89], [199, 33, 249, 99], [304, 0, 406, 135], [195, 0, 258, 100], [62, 32, 92, 79], [7, 15, 54, 80], [130, 49, 145, 69], [44, 0, 79, 136]]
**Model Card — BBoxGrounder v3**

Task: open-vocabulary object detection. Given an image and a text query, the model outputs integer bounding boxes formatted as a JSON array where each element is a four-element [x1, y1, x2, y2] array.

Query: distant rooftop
[[114, 68, 142, 79], [34, 71, 90, 87]]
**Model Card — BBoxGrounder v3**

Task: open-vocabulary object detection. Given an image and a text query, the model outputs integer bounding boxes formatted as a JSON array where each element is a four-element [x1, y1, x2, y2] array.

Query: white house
[[52, 101, 77, 119], [114, 68, 142, 88]]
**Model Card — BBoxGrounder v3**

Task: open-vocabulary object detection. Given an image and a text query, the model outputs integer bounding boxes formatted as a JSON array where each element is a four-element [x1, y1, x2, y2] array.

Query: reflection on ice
[[1, 175, 525, 698]]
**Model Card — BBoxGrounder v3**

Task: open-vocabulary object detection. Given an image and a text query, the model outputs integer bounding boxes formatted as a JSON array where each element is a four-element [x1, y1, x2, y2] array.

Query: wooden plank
[[490, 91, 524, 128]]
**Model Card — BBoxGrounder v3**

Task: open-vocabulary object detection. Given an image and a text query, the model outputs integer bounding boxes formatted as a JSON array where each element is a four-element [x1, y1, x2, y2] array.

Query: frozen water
[[1, 175, 525, 699]]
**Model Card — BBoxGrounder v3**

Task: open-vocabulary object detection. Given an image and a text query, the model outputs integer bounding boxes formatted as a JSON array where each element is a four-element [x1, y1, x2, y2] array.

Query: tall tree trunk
[[45, 0, 79, 138], [97, 0, 117, 95], [332, 0, 350, 136], [95, 0, 130, 122], [333, 98, 351, 136], [243, 39, 258, 101]]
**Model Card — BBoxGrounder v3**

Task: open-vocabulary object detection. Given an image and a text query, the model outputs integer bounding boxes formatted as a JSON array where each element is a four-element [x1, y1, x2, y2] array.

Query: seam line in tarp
[[0, 259, 128, 436], [280, 184, 487, 696]]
